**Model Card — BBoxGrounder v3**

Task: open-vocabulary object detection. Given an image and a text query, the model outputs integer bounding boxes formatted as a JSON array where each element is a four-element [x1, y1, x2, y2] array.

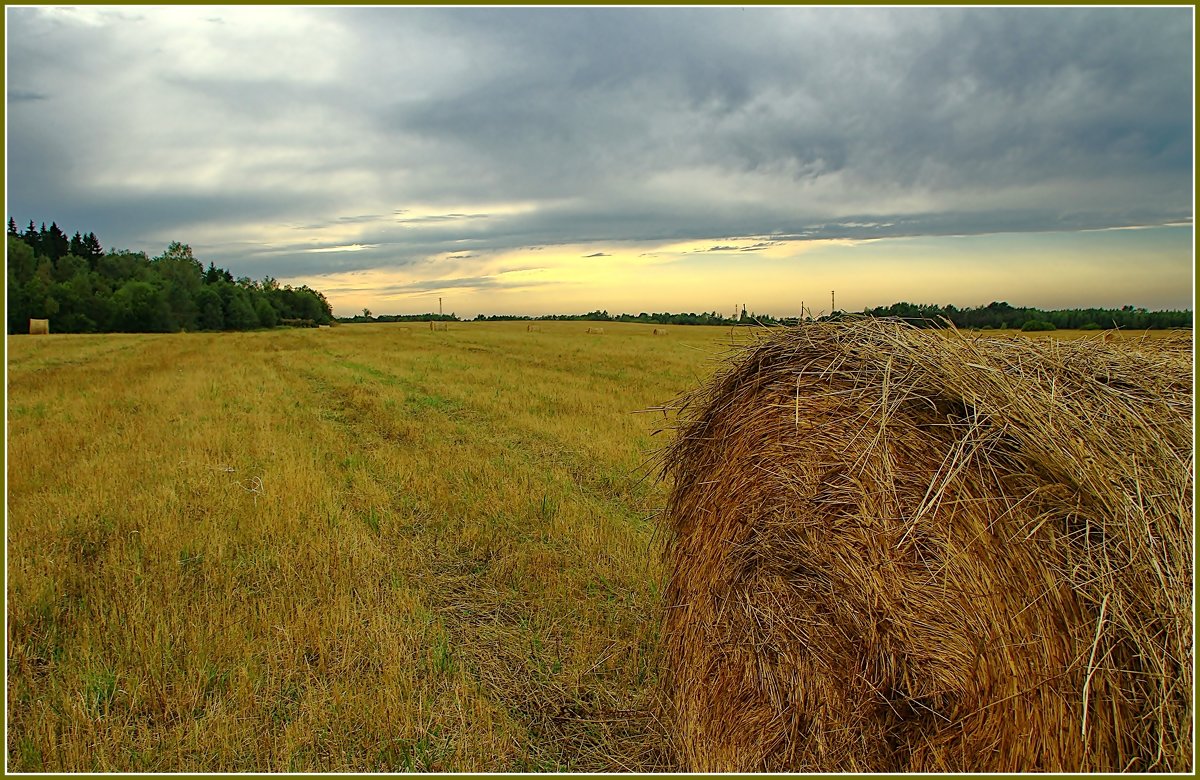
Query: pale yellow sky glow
[[283, 226, 1193, 318]]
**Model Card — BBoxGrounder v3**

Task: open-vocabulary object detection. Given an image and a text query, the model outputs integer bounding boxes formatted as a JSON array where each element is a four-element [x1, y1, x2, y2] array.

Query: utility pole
[[439, 297, 443, 317], [831, 290, 836, 313], [801, 300, 805, 322]]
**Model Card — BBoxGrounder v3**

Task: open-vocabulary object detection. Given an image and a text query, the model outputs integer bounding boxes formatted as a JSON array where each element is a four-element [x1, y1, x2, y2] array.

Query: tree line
[[465, 310, 743, 325], [341, 309, 750, 325], [348, 303, 1191, 330], [7, 219, 334, 334], [859, 300, 1192, 331], [340, 310, 457, 324]]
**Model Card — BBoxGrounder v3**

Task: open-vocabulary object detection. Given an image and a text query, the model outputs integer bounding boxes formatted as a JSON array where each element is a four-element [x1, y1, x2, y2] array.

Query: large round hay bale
[[659, 320, 1193, 772]]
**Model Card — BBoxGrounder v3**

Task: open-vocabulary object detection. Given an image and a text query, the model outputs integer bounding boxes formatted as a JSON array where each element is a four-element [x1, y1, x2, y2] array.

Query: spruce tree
[[47, 222, 69, 261], [22, 221, 37, 251], [82, 232, 104, 265]]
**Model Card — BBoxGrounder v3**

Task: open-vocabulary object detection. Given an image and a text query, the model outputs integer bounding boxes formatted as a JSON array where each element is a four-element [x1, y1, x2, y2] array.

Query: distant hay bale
[[658, 319, 1193, 772], [28, 319, 49, 335], [587, 327, 605, 334], [653, 328, 668, 336], [527, 323, 541, 332], [429, 321, 448, 331]]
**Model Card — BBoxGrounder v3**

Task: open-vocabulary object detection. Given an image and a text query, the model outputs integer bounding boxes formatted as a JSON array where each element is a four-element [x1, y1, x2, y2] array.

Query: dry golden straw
[[28, 318, 49, 335], [587, 327, 605, 334], [658, 319, 1193, 772]]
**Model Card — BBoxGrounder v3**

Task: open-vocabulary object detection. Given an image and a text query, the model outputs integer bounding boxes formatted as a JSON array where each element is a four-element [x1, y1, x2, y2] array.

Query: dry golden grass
[[5, 321, 754, 772], [658, 320, 1193, 772]]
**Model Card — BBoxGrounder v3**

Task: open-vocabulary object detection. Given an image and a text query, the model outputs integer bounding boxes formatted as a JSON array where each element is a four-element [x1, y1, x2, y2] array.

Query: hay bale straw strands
[[658, 319, 1193, 772]]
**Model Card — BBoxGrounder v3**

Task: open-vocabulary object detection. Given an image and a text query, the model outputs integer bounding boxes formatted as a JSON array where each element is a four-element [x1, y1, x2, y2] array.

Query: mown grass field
[[6, 321, 752, 772], [5, 321, 1180, 771]]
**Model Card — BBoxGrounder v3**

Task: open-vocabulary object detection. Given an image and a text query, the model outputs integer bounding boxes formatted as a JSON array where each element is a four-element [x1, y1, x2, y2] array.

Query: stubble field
[[5, 321, 1177, 771], [6, 321, 750, 772]]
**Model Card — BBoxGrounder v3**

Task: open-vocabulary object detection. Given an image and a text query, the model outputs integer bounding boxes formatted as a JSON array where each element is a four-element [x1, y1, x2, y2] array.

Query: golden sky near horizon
[[290, 225, 1194, 318]]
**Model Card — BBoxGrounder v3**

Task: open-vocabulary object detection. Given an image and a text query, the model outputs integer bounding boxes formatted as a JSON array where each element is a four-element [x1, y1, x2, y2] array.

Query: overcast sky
[[5, 5, 1194, 317]]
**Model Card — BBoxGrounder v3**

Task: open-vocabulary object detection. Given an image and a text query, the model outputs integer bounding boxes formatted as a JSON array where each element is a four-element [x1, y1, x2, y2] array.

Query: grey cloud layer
[[5, 6, 1192, 279]]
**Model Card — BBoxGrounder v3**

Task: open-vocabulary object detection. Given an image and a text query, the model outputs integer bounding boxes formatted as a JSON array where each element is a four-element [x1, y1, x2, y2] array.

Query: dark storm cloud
[[7, 187, 319, 259], [372, 7, 1191, 201], [4, 6, 1192, 281]]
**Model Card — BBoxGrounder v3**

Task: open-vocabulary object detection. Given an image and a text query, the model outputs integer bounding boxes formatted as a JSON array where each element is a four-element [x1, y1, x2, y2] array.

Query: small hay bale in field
[[527, 323, 541, 332], [28, 318, 49, 335], [429, 321, 448, 331], [587, 326, 605, 334], [658, 319, 1193, 772], [653, 328, 668, 336]]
